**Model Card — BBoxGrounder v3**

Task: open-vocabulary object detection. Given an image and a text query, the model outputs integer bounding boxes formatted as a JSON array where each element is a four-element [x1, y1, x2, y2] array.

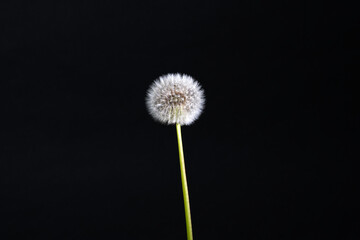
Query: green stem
[[176, 123, 193, 240]]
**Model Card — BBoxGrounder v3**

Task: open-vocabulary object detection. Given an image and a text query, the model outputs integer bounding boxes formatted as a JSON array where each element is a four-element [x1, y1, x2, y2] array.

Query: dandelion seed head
[[146, 73, 205, 125]]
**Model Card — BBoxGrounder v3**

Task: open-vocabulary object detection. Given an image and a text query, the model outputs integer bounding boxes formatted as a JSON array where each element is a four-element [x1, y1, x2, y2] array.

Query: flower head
[[146, 73, 205, 125]]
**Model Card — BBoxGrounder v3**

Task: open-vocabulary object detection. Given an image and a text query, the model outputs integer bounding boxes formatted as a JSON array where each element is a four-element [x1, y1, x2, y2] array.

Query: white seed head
[[146, 73, 205, 125]]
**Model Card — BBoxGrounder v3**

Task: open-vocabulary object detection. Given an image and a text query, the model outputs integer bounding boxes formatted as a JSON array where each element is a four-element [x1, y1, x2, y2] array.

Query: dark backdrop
[[1, 0, 358, 239]]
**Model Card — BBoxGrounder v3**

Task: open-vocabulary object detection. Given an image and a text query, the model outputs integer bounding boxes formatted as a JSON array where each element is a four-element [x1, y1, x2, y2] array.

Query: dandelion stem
[[176, 123, 193, 240]]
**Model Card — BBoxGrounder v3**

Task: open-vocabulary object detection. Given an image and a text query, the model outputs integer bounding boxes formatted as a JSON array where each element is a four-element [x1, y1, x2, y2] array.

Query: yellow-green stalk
[[176, 123, 193, 240]]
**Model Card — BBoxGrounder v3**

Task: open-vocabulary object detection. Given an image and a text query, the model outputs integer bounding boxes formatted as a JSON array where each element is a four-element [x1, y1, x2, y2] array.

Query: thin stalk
[[176, 123, 193, 240]]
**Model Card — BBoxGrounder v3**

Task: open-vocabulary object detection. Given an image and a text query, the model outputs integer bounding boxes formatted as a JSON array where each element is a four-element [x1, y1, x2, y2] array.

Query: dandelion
[[146, 73, 205, 125], [146, 73, 205, 240]]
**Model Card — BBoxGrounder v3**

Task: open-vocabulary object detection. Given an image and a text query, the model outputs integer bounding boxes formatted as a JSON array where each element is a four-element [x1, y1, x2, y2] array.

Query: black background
[[1, 0, 359, 239]]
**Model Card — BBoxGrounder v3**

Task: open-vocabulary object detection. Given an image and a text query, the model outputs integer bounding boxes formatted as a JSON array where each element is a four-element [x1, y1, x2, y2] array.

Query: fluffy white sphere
[[146, 73, 205, 125]]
